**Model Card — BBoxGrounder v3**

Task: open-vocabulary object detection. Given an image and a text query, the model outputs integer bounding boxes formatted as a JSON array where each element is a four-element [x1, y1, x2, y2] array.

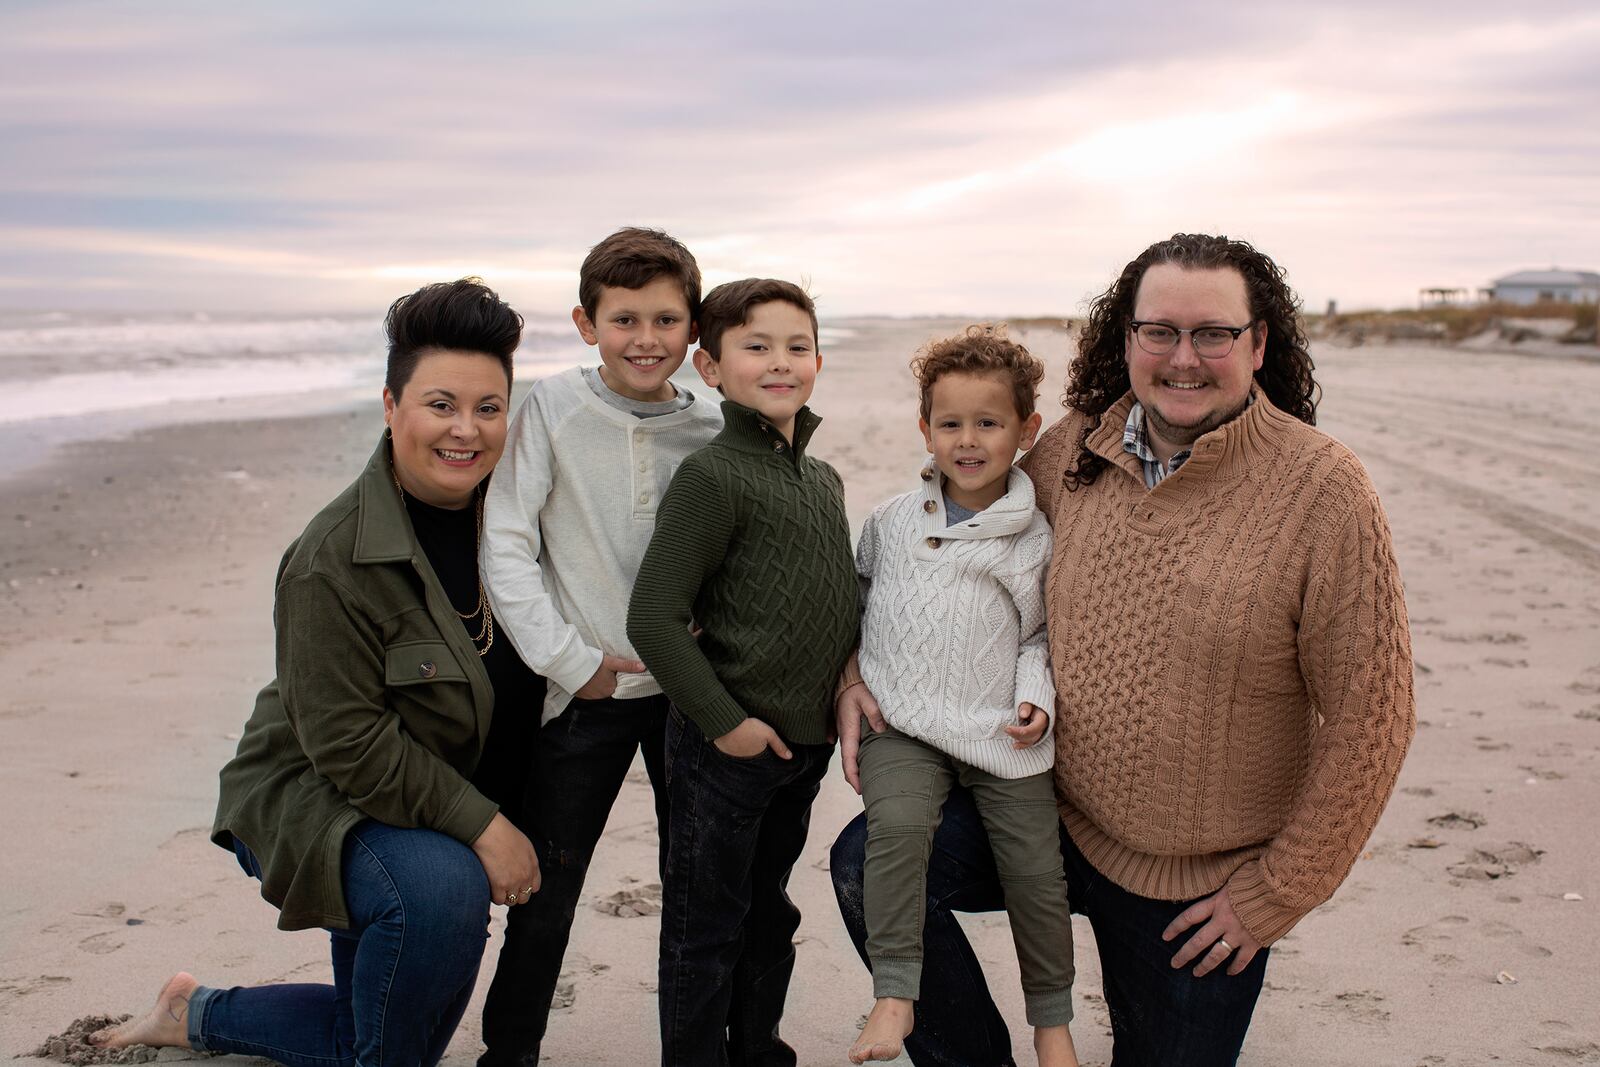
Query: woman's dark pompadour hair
[[384, 277, 523, 397]]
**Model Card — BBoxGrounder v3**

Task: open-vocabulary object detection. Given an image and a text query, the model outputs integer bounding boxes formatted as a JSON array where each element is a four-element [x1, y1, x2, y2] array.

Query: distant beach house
[[1490, 269, 1600, 306]]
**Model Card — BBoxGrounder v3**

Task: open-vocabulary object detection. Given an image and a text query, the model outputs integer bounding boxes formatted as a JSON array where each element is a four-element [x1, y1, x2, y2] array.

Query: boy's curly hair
[[911, 323, 1045, 422]]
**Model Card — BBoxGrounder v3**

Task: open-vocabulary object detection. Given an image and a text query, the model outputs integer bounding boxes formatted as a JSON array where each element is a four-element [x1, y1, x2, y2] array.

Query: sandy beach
[[3, 322, 1597, 1066]]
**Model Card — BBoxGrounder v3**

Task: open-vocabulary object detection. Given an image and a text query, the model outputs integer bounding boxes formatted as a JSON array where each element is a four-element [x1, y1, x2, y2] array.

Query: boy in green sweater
[[627, 278, 858, 1067]]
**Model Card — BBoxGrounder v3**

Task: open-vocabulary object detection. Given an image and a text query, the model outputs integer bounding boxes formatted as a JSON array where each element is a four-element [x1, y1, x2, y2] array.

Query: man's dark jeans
[[830, 785, 1269, 1067], [478, 694, 670, 1067], [659, 707, 833, 1067]]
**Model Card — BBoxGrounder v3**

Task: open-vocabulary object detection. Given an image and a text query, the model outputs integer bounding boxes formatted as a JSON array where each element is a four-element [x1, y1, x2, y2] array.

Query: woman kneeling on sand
[[94, 278, 545, 1066]]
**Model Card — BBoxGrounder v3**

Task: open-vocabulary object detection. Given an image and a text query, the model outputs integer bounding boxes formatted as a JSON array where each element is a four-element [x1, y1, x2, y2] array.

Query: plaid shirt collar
[[1123, 394, 1256, 489], [1122, 402, 1191, 489]]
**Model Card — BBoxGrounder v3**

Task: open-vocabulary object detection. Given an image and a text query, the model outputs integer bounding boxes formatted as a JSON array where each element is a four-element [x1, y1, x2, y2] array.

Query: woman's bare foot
[[89, 972, 200, 1050], [1034, 1022, 1079, 1067], [849, 997, 914, 1063]]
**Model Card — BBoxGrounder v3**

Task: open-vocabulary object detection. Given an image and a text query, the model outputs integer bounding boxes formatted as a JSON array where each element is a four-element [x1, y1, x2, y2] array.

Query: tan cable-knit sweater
[[1018, 388, 1414, 945]]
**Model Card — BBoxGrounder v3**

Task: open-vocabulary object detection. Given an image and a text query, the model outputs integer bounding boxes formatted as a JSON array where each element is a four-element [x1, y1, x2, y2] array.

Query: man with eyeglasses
[[831, 233, 1415, 1066]]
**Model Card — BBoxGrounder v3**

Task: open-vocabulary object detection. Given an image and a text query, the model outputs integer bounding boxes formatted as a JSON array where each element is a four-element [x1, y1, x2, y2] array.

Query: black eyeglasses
[[1128, 321, 1254, 358]]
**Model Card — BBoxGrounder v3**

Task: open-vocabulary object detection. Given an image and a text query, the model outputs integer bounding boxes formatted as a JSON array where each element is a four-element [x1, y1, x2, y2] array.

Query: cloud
[[0, 1, 1596, 313]]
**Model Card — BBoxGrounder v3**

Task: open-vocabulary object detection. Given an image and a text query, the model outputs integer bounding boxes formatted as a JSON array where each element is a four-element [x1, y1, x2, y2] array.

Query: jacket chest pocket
[[384, 640, 468, 687]]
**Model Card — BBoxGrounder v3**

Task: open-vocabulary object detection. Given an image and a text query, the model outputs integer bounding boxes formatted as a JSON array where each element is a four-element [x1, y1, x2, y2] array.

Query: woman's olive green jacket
[[212, 437, 499, 931]]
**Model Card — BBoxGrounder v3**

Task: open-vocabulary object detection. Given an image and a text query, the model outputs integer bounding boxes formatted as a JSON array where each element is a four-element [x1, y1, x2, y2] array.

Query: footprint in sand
[[1, 975, 72, 999], [592, 880, 662, 918], [1317, 990, 1390, 1025], [1427, 811, 1486, 831], [1475, 736, 1512, 751], [1438, 630, 1527, 645], [78, 932, 124, 955], [1400, 916, 1475, 968], [1402, 914, 1468, 949], [1477, 918, 1554, 960], [1447, 842, 1544, 882], [1534, 1040, 1600, 1062]]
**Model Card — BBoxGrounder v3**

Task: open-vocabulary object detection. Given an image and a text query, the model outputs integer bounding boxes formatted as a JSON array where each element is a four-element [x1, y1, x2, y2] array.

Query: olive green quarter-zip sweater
[[212, 436, 499, 932], [627, 401, 858, 744]]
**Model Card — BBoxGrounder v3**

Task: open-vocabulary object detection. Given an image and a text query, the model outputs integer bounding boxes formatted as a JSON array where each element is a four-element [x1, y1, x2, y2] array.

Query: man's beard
[[1145, 394, 1252, 450]]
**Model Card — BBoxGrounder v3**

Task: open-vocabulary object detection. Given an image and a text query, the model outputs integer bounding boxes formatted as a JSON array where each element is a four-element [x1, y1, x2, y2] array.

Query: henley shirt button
[[418, 661, 437, 679], [772, 441, 784, 452], [926, 536, 941, 548], [920, 469, 933, 481], [639, 494, 650, 504], [922, 500, 936, 513]]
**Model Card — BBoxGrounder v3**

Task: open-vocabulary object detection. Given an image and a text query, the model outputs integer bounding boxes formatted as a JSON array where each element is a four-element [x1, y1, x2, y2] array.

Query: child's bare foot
[[89, 972, 199, 1050], [1034, 1023, 1079, 1067], [849, 997, 913, 1063]]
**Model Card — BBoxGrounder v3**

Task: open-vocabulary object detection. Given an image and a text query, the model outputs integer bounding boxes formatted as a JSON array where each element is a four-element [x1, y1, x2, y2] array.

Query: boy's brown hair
[[697, 278, 818, 360], [911, 323, 1045, 422], [578, 227, 702, 320]]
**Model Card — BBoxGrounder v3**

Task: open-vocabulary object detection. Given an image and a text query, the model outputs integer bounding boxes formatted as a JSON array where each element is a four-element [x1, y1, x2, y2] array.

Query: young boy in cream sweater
[[839, 325, 1079, 1066]]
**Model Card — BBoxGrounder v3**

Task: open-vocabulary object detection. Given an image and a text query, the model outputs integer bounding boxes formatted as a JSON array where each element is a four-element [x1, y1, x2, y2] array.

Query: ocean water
[[0, 310, 584, 478], [0, 309, 860, 478]]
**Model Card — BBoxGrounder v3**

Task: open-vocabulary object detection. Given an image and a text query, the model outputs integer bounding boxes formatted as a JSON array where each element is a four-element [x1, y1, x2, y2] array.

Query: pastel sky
[[2, 0, 1597, 316]]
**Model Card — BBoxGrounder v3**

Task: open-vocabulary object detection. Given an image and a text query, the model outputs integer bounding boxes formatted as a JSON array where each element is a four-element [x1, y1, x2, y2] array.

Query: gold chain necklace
[[392, 465, 494, 657]]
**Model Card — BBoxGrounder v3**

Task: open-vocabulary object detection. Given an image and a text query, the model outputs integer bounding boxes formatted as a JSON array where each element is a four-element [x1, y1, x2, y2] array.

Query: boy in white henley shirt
[[476, 228, 722, 1066]]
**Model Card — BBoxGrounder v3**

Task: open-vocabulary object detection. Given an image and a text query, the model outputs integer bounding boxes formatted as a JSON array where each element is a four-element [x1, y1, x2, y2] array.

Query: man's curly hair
[[911, 323, 1045, 423], [1062, 233, 1319, 490]]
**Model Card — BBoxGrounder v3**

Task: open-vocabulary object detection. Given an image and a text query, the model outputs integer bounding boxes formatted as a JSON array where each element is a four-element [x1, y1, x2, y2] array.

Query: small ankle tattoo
[[166, 995, 190, 1024]]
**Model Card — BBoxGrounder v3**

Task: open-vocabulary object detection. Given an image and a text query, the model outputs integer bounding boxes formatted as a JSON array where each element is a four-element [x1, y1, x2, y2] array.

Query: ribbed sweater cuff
[[1015, 680, 1055, 720], [682, 691, 748, 740], [1224, 859, 1306, 945]]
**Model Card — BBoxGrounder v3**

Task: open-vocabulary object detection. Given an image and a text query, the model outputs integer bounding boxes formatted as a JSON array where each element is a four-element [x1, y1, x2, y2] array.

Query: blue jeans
[[479, 694, 671, 1066], [830, 786, 1269, 1067], [659, 708, 833, 1067], [189, 820, 491, 1067]]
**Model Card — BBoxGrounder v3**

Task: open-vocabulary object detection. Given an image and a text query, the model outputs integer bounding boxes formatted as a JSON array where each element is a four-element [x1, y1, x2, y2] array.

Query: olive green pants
[[858, 721, 1075, 1027]]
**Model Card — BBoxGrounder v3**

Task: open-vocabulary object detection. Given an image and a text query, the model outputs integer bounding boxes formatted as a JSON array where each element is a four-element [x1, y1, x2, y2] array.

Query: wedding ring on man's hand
[[1216, 938, 1232, 954], [522, 887, 534, 896]]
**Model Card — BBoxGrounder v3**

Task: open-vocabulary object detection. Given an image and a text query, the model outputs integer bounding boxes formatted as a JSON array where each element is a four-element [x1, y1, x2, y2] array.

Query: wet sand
[[3, 325, 1597, 1065]]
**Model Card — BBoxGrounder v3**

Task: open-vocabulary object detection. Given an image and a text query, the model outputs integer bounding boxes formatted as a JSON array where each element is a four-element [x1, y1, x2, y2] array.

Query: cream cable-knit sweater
[[856, 462, 1057, 778], [1019, 389, 1415, 945]]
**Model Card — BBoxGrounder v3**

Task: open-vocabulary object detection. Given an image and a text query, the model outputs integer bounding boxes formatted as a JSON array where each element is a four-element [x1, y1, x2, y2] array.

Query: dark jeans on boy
[[659, 707, 833, 1067], [479, 694, 670, 1067], [830, 785, 1270, 1067]]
